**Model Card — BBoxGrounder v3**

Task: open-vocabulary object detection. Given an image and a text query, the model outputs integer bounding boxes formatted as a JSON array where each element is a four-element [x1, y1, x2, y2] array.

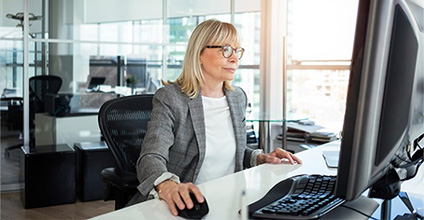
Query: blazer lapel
[[225, 89, 245, 171], [188, 94, 206, 177]]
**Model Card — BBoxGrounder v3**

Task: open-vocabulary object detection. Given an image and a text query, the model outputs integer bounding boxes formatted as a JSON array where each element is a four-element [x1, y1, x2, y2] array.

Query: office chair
[[5, 75, 62, 155], [28, 75, 62, 146], [98, 94, 153, 210], [29, 75, 62, 113], [3, 97, 23, 158]]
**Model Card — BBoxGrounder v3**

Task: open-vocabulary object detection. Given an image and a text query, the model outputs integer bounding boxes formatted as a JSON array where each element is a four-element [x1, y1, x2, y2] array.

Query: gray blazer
[[131, 83, 254, 204]]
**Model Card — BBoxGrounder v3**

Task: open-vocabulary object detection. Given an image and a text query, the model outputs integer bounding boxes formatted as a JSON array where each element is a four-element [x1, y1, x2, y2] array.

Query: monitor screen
[[335, 0, 424, 201], [126, 58, 148, 88], [87, 77, 106, 90], [89, 56, 122, 88]]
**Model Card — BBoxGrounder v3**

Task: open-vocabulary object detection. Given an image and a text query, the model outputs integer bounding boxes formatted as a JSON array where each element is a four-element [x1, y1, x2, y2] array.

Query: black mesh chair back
[[29, 75, 62, 113], [98, 94, 153, 174]]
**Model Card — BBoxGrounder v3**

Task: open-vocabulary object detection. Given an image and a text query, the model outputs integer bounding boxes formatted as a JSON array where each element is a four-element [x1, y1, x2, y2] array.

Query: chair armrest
[[101, 167, 139, 192]]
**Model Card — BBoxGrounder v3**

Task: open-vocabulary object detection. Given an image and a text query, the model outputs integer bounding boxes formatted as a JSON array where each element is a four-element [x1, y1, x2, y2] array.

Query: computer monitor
[[126, 58, 148, 88], [87, 77, 106, 90], [335, 0, 424, 201]]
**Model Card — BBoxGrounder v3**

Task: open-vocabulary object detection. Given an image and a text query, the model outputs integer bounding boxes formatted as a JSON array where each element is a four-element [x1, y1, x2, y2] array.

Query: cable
[[340, 204, 379, 220], [394, 153, 411, 164], [410, 133, 424, 161]]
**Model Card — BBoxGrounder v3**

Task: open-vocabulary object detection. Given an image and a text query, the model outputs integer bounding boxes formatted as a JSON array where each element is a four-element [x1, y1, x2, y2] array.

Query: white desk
[[91, 141, 424, 219]]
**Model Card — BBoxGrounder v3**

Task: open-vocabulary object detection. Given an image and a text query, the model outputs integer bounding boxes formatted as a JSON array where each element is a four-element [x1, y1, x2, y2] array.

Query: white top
[[195, 96, 236, 184], [148, 96, 262, 198]]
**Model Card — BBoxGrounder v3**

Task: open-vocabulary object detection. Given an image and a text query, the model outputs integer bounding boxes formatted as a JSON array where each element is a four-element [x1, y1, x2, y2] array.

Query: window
[[286, 0, 359, 133]]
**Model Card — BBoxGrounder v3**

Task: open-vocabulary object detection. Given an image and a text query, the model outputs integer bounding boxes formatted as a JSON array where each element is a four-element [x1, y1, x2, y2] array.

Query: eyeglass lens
[[222, 46, 243, 59]]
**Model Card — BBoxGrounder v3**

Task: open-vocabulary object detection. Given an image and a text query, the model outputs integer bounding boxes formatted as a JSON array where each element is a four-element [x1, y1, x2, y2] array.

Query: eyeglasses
[[205, 45, 245, 60]]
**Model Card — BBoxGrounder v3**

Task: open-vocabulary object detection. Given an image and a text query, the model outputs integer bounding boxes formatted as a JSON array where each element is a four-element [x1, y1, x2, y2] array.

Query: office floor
[[1, 126, 22, 191], [1, 126, 115, 219], [1, 191, 114, 219]]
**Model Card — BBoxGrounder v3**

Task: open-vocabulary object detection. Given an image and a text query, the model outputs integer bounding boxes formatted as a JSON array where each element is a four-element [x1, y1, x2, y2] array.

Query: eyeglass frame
[[205, 45, 245, 59]]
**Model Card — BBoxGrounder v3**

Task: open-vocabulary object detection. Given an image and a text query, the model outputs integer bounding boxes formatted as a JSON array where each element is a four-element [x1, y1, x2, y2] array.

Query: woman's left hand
[[257, 148, 302, 165]]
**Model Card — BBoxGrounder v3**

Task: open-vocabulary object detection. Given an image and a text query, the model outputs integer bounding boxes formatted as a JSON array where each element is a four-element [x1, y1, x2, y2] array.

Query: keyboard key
[[276, 209, 291, 214], [262, 208, 277, 213]]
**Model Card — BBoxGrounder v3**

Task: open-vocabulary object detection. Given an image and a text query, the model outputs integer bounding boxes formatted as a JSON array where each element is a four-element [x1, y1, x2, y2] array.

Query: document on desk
[[322, 150, 340, 168], [287, 122, 324, 134]]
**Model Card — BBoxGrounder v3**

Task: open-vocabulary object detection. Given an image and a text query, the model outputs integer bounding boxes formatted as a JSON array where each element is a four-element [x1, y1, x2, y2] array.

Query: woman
[[130, 19, 302, 216]]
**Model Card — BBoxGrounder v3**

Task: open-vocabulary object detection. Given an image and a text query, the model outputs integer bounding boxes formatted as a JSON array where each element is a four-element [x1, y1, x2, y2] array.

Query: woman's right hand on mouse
[[156, 180, 205, 216]]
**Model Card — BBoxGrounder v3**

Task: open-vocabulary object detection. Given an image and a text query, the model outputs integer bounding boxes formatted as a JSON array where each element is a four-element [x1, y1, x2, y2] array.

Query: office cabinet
[[20, 144, 76, 209], [74, 142, 117, 201]]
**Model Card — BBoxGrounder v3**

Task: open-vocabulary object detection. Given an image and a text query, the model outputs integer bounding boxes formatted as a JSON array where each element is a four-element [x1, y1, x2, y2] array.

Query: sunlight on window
[[287, 0, 359, 133]]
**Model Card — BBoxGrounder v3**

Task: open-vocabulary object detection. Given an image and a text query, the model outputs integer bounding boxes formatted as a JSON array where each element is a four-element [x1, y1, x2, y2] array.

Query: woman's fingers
[[265, 154, 281, 164], [179, 186, 193, 209], [172, 190, 186, 210], [160, 182, 204, 216], [164, 196, 179, 216], [188, 183, 204, 203], [264, 148, 303, 165], [279, 149, 302, 164], [282, 151, 295, 164], [291, 153, 302, 164]]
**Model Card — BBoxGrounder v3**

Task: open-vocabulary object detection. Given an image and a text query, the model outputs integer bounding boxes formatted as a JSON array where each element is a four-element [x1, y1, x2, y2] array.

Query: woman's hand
[[156, 180, 204, 216], [257, 148, 302, 165]]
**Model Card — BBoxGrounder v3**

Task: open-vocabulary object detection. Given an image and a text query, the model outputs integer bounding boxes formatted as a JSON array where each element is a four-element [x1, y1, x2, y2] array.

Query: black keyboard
[[250, 174, 345, 219]]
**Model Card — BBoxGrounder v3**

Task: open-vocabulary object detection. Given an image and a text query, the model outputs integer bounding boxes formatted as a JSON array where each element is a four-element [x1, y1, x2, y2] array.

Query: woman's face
[[200, 43, 240, 85]]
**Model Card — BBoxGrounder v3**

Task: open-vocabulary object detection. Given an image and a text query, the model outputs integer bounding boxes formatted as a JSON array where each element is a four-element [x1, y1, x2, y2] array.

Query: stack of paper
[[277, 121, 324, 142], [308, 131, 338, 143]]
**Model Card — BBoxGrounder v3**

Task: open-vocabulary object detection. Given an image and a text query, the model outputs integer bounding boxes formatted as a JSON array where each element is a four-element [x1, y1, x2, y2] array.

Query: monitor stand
[[321, 195, 378, 220], [369, 163, 424, 220], [388, 192, 424, 220]]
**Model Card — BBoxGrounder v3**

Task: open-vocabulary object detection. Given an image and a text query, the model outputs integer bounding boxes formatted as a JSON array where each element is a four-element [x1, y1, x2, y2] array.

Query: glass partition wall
[[1, 0, 25, 191], [0, 0, 261, 191]]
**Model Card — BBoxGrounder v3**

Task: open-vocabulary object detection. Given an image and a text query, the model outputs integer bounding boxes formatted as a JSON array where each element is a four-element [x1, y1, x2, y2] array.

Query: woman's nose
[[228, 53, 238, 63]]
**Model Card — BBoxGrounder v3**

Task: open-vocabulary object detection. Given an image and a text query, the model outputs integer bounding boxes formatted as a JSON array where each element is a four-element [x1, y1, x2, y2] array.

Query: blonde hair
[[164, 19, 241, 98]]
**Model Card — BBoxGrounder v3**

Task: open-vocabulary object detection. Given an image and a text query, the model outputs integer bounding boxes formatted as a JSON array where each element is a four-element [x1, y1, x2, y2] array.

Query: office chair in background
[[4, 75, 62, 156], [98, 94, 153, 210], [29, 75, 62, 113], [28, 75, 62, 146]]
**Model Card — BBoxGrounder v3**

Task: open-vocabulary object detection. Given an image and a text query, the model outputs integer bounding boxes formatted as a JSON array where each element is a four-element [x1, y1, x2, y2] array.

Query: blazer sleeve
[[136, 87, 176, 197]]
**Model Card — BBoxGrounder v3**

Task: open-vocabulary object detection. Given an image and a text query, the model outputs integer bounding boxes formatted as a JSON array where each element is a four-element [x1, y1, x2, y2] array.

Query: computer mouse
[[178, 193, 209, 219]]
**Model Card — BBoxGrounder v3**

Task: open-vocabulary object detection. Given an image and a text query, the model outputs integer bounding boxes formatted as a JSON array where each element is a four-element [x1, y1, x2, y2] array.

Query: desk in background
[[91, 141, 424, 219], [35, 112, 101, 146], [247, 112, 302, 153], [35, 92, 116, 146], [246, 116, 284, 154], [247, 114, 310, 154]]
